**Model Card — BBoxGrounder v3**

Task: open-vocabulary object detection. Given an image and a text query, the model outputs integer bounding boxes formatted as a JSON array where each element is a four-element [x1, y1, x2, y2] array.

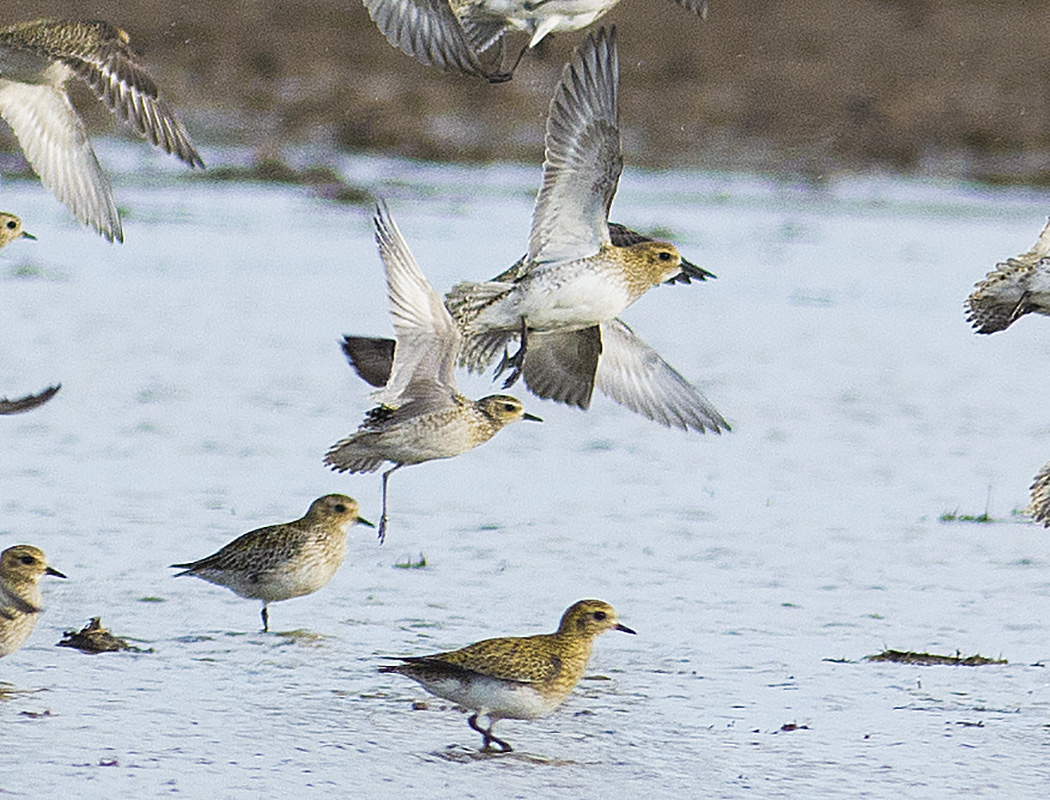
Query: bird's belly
[[476, 0, 615, 36], [372, 414, 485, 465], [519, 270, 631, 331], [200, 560, 336, 603], [0, 610, 38, 657], [420, 673, 559, 720]]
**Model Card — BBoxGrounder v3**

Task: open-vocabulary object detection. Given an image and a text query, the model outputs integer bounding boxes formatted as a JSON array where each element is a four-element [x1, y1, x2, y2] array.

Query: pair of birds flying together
[[326, 29, 729, 541]]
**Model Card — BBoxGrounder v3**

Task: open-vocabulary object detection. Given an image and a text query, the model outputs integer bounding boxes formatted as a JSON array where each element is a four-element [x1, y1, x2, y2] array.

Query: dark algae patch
[[865, 649, 1006, 666], [57, 617, 145, 654]]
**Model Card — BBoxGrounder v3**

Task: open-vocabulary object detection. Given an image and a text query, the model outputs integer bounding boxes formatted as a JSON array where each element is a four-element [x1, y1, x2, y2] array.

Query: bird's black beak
[[616, 623, 636, 635], [523, 412, 543, 422], [22, 231, 37, 241], [357, 517, 376, 529], [46, 566, 67, 579]]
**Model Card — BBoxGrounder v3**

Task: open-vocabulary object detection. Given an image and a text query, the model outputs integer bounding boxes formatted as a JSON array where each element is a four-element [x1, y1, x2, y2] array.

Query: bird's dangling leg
[[261, 604, 269, 633], [484, 36, 513, 83], [378, 464, 402, 544], [496, 318, 529, 389]]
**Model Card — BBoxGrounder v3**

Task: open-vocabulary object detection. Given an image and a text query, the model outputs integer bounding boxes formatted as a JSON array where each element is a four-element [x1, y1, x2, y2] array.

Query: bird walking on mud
[[0, 19, 204, 242], [0, 544, 66, 659], [363, 0, 708, 80], [170, 495, 373, 632], [380, 599, 635, 752], [344, 29, 728, 433], [325, 202, 540, 542]]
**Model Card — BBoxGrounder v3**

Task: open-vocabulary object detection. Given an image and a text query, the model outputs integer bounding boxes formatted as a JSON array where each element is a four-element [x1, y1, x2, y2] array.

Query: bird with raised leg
[[325, 202, 540, 542]]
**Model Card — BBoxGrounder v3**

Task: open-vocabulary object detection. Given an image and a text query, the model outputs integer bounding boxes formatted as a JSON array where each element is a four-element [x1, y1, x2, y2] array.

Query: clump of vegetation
[[865, 649, 1006, 666], [56, 617, 144, 654], [393, 553, 427, 569], [939, 510, 995, 523]]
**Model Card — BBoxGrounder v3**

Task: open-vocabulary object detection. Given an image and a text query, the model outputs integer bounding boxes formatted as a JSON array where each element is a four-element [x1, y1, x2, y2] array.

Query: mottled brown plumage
[[1027, 461, 1050, 527], [170, 495, 373, 632], [0, 544, 66, 658], [380, 599, 635, 751], [966, 219, 1050, 334]]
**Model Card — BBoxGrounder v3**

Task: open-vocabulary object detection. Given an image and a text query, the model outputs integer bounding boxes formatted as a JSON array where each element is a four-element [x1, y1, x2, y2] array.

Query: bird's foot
[[482, 735, 513, 753]]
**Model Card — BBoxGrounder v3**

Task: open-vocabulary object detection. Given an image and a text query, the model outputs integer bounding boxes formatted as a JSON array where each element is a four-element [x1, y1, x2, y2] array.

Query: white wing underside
[[372, 201, 461, 410], [595, 319, 728, 433], [528, 27, 621, 265], [0, 78, 121, 241]]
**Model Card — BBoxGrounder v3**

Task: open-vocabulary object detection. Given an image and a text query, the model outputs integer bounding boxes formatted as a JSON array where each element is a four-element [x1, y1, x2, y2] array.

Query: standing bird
[[0, 19, 204, 242], [325, 202, 540, 542], [966, 218, 1050, 334], [0, 544, 66, 659], [344, 29, 728, 433], [363, 0, 708, 80], [170, 495, 373, 632], [0, 212, 36, 250], [380, 599, 635, 752]]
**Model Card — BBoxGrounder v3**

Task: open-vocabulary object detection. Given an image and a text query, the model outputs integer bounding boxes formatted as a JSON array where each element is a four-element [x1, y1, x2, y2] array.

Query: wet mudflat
[[2, 146, 1050, 796]]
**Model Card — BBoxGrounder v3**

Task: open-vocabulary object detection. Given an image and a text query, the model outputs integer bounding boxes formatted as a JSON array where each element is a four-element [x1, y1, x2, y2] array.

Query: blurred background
[[3, 1, 1050, 182]]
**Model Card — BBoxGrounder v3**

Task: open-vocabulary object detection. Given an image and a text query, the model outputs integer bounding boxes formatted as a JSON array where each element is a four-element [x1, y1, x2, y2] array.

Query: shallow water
[[3, 145, 1050, 797]]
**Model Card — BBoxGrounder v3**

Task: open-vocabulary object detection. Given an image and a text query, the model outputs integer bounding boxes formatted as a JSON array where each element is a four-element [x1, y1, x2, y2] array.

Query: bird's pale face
[[0, 213, 33, 247], [1, 545, 65, 585], [477, 395, 542, 425], [624, 241, 683, 287], [559, 599, 636, 638], [309, 494, 359, 522]]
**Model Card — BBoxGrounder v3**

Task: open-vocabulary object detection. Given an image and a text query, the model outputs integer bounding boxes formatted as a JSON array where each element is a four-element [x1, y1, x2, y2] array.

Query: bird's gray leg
[[1011, 291, 1032, 324], [498, 317, 529, 389], [378, 464, 402, 544], [487, 729, 513, 753], [501, 41, 530, 78], [484, 37, 513, 84], [469, 713, 513, 753], [261, 603, 269, 633]]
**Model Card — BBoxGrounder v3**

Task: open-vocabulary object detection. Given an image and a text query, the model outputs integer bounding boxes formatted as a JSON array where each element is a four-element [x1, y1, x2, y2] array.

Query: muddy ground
[[3, 1, 1050, 182]]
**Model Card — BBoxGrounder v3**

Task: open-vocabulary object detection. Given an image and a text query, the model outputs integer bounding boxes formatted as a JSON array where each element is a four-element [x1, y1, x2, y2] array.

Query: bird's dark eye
[[333, 503, 347, 514], [658, 251, 672, 261], [5, 220, 15, 230], [503, 403, 516, 412], [20, 555, 36, 565], [593, 611, 607, 621]]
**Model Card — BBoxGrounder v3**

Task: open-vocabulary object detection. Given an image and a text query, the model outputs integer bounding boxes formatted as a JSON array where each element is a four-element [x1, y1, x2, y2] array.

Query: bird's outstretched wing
[[528, 27, 621, 265]]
